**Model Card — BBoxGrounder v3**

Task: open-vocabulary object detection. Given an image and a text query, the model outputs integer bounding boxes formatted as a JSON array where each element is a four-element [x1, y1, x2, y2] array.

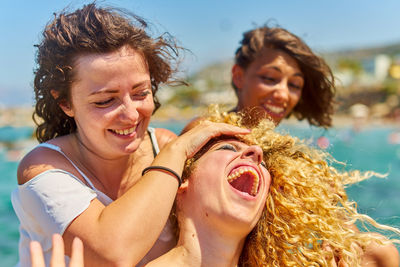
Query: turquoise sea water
[[1, 122, 400, 266]]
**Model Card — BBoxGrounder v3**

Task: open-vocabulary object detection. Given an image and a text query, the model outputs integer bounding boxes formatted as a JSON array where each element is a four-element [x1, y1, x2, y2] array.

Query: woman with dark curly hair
[[182, 25, 334, 131], [11, 3, 249, 266], [230, 25, 335, 127]]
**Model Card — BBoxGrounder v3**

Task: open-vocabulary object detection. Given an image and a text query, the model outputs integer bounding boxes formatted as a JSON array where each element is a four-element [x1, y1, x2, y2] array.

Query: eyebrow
[[210, 136, 242, 146], [268, 66, 304, 78], [89, 80, 151, 96], [193, 135, 243, 160]]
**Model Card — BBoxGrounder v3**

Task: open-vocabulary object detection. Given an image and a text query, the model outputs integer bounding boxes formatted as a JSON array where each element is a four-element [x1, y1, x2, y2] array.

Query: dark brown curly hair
[[33, 3, 181, 142], [233, 25, 336, 127]]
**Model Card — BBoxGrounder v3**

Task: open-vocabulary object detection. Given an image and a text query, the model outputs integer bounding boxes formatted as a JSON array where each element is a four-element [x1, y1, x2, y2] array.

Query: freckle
[[205, 212, 208, 217], [192, 234, 195, 238]]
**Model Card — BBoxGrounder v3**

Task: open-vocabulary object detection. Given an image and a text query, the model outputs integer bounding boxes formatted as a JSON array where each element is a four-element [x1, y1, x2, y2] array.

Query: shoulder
[[154, 128, 177, 149], [180, 117, 205, 134], [17, 138, 75, 185], [362, 233, 400, 267]]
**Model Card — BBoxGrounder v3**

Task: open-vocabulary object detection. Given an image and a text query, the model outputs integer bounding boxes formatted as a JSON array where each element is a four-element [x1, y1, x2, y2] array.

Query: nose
[[241, 145, 263, 165], [272, 82, 289, 103], [118, 96, 139, 122]]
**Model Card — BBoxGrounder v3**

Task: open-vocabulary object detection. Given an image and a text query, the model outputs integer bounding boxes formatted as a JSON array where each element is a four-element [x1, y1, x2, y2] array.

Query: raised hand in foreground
[[30, 234, 84, 267]]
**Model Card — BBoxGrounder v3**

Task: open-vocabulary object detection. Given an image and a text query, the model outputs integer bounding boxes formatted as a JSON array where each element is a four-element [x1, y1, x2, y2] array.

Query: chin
[[223, 208, 263, 230], [123, 140, 142, 154], [221, 216, 260, 236]]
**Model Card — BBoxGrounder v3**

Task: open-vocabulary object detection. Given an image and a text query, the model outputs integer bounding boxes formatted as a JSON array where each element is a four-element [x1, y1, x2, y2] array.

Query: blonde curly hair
[[178, 105, 399, 267]]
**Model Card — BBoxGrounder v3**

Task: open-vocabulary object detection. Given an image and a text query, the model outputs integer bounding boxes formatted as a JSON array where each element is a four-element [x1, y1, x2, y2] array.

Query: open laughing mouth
[[227, 166, 260, 196], [263, 103, 285, 116]]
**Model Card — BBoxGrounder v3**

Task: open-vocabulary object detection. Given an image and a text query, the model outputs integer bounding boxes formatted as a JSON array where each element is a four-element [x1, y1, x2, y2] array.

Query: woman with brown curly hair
[[11, 3, 249, 266], [231, 25, 335, 127], [182, 25, 333, 131], [149, 107, 399, 267]]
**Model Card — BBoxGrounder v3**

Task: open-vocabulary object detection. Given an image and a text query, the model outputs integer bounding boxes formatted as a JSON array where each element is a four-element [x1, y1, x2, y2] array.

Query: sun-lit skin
[[60, 45, 155, 159], [233, 48, 304, 124], [178, 139, 271, 236]]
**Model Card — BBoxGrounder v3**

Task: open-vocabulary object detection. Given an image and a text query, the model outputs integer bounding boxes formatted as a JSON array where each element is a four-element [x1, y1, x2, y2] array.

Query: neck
[[148, 217, 245, 267], [71, 132, 150, 199]]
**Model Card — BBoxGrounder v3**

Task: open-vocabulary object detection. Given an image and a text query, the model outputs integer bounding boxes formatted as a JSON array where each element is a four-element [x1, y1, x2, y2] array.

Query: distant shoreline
[[1, 105, 399, 129]]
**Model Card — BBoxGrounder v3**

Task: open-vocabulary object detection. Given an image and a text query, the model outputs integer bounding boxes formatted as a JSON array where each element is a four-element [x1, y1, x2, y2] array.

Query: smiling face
[[60, 46, 154, 158], [233, 48, 304, 124], [178, 138, 271, 236]]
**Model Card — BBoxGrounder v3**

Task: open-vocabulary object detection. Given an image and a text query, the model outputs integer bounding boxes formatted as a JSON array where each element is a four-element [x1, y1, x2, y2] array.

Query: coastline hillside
[[2, 41, 400, 126], [155, 41, 400, 125]]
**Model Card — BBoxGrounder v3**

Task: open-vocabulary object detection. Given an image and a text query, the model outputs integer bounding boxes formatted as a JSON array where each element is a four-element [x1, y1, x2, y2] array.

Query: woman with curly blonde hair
[[149, 106, 399, 267]]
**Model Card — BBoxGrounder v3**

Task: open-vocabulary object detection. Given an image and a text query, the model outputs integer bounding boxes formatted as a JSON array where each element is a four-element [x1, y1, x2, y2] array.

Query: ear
[[177, 179, 189, 194], [50, 90, 74, 117], [231, 64, 244, 91]]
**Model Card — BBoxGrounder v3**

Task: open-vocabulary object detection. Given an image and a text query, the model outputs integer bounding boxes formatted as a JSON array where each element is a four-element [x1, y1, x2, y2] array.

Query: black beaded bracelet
[[142, 166, 182, 187]]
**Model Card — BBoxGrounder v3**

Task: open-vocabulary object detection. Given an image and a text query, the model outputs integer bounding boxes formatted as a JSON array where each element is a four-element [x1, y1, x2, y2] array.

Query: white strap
[[147, 127, 160, 155], [37, 143, 97, 190]]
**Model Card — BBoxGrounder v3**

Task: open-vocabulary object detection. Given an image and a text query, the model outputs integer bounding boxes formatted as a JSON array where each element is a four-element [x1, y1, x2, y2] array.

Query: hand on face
[[173, 121, 251, 158]]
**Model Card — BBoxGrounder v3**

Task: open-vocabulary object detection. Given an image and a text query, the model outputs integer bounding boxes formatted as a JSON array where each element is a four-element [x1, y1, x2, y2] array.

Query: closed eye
[[134, 90, 151, 97], [261, 75, 276, 83], [94, 98, 114, 107], [289, 83, 302, 90], [217, 144, 237, 152]]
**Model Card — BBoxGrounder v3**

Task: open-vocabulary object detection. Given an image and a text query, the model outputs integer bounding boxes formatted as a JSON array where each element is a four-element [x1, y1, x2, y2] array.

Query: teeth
[[112, 126, 136, 136], [227, 167, 260, 196], [265, 104, 284, 114]]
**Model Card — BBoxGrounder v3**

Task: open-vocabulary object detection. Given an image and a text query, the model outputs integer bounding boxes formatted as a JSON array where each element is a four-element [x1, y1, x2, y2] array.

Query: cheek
[[139, 98, 155, 117], [241, 82, 265, 106], [192, 156, 225, 188], [264, 172, 272, 194], [74, 106, 108, 126], [289, 91, 302, 107]]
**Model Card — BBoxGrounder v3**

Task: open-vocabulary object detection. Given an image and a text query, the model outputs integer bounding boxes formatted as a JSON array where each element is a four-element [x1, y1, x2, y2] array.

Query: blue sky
[[1, 0, 400, 106]]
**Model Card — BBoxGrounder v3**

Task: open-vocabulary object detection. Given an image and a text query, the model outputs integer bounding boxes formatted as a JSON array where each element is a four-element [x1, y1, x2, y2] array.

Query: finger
[[184, 123, 251, 157], [30, 241, 45, 267], [50, 234, 66, 267], [322, 244, 337, 267], [69, 237, 84, 267], [184, 123, 250, 139], [338, 259, 349, 267], [205, 122, 251, 135]]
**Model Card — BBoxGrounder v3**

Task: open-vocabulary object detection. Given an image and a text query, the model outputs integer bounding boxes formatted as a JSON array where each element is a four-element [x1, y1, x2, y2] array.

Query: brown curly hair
[[33, 3, 181, 142], [176, 105, 399, 267], [233, 25, 336, 128]]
